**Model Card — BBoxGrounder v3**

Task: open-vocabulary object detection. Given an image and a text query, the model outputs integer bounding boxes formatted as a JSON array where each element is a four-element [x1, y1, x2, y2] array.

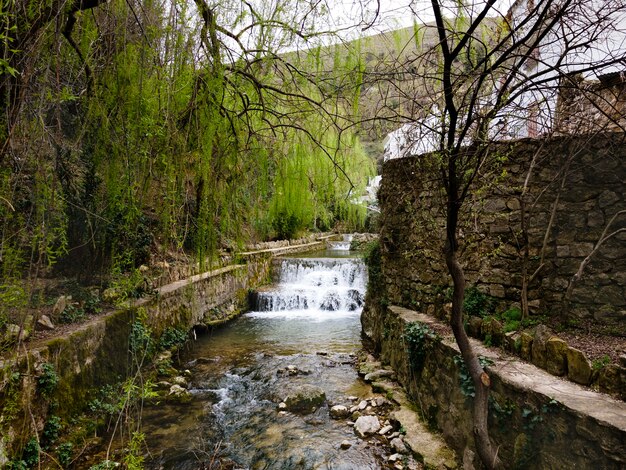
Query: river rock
[[391, 437, 408, 454], [284, 385, 326, 414], [388, 453, 401, 462], [36, 315, 55, 331], [364, 369, 396, 382], [330, 405, 349, 419], [172, 376, 187, 386], [168, 384, 191, 402], [357, 399, 368, 410], [354, 415, 381, 437], [340, 440, 352, 450], [379, 425, 393, 435]]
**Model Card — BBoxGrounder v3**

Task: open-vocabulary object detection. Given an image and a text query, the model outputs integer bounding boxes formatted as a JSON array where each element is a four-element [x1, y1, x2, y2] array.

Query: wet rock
[[566, 347, 593, 385], [156, 381, 172, 390], [168, 384, 191, 402], [391, 437, 408, 454], [546, 337, 568, 376], [379, 425, 393, 435], [284, 384, 326, 414], [330, 405, 349, 419], [172, 376, 187, 387], [364, 369, 396, 382], [354, 415, 381, 438], [36, 315, 55, 331], [340, 440, 352, 450], [156, 350, 172, 362]]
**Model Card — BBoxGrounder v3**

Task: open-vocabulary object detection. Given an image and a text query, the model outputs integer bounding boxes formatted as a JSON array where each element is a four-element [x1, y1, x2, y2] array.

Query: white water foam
[[250, 257, 367, 321]]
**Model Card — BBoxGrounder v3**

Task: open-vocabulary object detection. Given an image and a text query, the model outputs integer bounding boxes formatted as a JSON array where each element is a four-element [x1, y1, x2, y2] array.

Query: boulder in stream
[[354, 415, 381, 437], [283, 384, 326, 414], [330, 405, 349, 419]]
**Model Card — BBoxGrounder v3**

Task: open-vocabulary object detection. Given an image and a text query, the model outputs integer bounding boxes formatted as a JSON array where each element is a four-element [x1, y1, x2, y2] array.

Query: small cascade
[[250, 256, 366, 319], [327, 233, 354, 251]]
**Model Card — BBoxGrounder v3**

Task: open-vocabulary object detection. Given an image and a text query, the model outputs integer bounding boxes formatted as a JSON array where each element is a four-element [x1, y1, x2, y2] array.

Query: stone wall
[[378, 132, 626, 323], [363, 304, 626, 469]]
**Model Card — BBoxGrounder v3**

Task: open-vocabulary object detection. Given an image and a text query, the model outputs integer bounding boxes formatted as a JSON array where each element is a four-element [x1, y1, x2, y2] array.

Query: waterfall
[[249, 256, 367, 320], [327, 233, 354, 251]]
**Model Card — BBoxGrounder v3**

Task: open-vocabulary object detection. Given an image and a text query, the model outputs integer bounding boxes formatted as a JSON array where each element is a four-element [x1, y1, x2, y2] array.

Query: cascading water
[[327, 233, 354, 251], [250, 256, 366, 318]]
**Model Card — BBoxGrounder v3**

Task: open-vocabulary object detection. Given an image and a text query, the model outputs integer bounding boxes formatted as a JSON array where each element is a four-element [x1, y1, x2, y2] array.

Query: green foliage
[[129, 319, 154, 358], [454, 355, 494, 398], [272, 210, 302, 240], [37, 363, 59, 398], [59, 304, 86, 324], [124, 431, 146, 470], [42, 415, 62, 447], [158, 327, 188, 351], [404, 322, 441, 374], [463, 286, 496, 317], [0, 0, 374, 287], [88, 384, 120, 416], [21, 438, 40, 468], [56, 442, 74, 468], [592, 355, 611, 371]]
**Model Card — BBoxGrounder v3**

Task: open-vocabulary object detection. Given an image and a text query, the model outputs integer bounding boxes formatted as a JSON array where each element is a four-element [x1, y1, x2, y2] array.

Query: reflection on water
[[135, 250, 379, 469]]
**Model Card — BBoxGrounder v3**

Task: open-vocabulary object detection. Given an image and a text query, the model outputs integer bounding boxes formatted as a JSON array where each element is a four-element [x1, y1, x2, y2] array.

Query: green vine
[[404, 322, 441, 374]]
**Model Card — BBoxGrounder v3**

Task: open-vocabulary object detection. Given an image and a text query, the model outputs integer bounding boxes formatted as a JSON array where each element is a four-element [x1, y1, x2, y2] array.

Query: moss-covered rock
[[520, 332, 533, 361], [531, 325, 552, 369], [546, 337, 568, 376], [566, 347, 593, 385], [283, 385, 326, 414]]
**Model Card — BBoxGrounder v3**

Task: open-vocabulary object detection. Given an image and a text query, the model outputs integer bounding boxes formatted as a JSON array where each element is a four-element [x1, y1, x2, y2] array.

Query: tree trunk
[[445, 202, 501, 470]]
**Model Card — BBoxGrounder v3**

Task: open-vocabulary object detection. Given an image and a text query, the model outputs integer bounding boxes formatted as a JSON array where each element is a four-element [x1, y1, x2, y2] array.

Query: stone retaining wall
[[363, 304, 626, 469], [0, 239, 327, 464], [379, 132, 626, 324]]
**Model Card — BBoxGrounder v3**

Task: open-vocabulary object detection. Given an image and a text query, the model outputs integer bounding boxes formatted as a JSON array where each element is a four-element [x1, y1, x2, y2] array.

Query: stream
[[127, 243, 388, 469]]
